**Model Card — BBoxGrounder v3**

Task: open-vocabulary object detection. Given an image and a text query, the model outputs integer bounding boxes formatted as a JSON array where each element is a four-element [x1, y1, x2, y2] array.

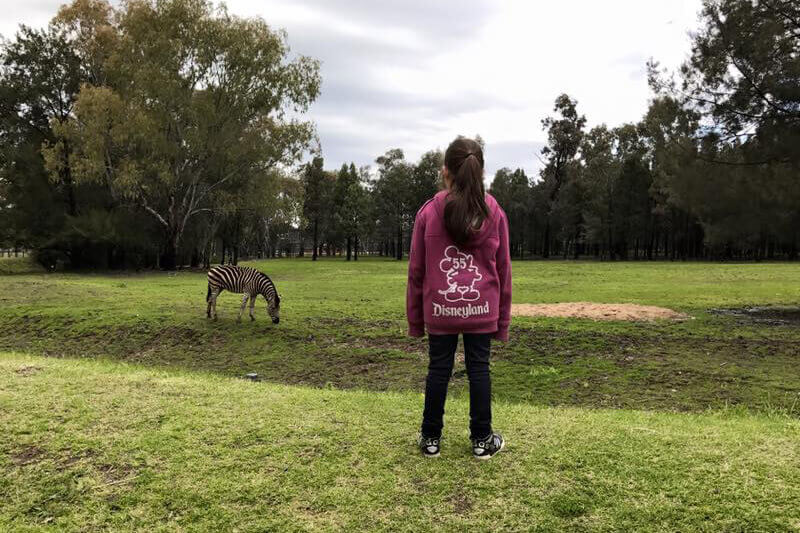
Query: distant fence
[[0, 249, 28, 258]]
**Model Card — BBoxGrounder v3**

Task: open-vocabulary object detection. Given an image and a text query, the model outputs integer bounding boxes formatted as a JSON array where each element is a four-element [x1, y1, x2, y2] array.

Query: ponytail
[[443, 138, 490, 246]]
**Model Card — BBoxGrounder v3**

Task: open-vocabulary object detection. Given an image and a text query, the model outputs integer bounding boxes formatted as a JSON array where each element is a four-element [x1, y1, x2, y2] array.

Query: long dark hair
[[443, 137, 490, 246]]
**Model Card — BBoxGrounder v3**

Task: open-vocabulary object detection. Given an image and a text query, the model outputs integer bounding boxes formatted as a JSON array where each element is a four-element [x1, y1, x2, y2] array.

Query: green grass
[[0, 255, 43, 275], [2, 352, 799, 531], [1, 258, 799, 412], [2, 259, 800, 530]]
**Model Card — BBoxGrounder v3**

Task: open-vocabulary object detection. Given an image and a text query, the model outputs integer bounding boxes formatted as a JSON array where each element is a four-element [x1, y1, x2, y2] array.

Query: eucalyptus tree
[[44, 0, 320, 269]]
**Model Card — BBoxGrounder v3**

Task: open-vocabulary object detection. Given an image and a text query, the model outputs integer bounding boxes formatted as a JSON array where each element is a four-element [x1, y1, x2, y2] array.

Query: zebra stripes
[[206, 265, 281, 323]]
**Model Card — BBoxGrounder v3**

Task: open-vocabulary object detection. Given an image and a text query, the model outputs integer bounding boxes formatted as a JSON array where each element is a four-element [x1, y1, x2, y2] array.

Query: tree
[[651, 0, 800, 167], [301, 156, 329, 261], [490, 168, 530, 257], [373, 149, 413, 259], [580, 125, 617, 258], [333, 163, 367, 260], [539, 94, 586, 257], [268, 173, 304, 258], [411, 150, 442, 212], [0, 14, 113, 268], [646, 0, 800, 260], [43, 0, 320, 269], [0, 25, 85, 222]]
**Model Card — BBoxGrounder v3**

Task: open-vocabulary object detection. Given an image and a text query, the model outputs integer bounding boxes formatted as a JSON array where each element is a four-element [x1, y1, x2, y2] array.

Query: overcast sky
[[1, 0, 702, 178]]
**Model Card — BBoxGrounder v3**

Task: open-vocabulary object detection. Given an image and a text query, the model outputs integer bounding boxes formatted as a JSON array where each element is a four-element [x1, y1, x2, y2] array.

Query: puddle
[[709, 306, 800, 325]]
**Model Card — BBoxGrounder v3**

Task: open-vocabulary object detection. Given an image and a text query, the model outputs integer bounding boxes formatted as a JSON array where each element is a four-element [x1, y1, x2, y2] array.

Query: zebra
[[206, 265, 281, 324]]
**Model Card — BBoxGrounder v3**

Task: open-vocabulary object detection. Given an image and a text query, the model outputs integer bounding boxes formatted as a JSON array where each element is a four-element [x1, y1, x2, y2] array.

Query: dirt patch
[[97, 463, 137, 485], [511, 302, 689, 322], [710, 306, 800, 326], [59, 449, 97, 470], [12, 445, 44, 466], [15, 365, 42, 376], [451, 490, 473, 515]]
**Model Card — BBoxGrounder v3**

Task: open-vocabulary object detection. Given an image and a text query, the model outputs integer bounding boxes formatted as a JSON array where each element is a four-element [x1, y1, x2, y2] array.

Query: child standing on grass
[[407, 137, 512, 460]]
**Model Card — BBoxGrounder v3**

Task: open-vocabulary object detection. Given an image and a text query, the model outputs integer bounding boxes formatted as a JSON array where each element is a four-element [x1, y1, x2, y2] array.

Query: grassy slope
[[1, 259, 799, 412], [2, 353, 799, 532]]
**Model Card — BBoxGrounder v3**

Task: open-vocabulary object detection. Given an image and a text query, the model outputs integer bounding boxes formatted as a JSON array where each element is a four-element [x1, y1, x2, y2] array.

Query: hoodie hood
[[431, 190, 502, 247]]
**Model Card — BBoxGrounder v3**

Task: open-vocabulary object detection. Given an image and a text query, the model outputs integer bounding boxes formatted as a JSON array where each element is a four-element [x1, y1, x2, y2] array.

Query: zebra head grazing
[[256, 271, 281, 324], [267, 292, 280, 324]]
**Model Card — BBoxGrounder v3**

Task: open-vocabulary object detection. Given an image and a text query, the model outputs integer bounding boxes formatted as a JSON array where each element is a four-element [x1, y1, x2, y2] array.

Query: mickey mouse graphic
[[438, 246, 482, 302]]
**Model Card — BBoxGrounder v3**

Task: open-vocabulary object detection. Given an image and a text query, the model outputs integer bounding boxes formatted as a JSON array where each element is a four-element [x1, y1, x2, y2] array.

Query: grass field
[[2, 258, 799, 411], [2, 257, 800, 530]]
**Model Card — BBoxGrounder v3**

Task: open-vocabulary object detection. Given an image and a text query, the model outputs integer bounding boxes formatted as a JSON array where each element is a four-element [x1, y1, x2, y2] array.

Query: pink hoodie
[[406, 191, 512, 341]]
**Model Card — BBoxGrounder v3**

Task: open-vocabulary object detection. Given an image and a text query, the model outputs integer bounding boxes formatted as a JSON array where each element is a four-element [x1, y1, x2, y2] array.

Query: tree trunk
[[312, 219, 318, 261], [354, 235, 359, 261], [346, 236, 352, 261], [573, 228, 580, 259], [543, 221, 551, 258], [162, 234, 179, 270], [62, 139, 77, 217], [396, 225, 403, 260]]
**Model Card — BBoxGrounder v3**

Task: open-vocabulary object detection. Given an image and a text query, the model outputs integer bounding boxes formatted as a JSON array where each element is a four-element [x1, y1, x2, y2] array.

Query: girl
[[407, 137, 512, 460]]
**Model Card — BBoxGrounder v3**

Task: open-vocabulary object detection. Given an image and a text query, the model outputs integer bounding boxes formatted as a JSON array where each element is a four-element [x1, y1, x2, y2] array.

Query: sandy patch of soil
[[511, 302, 689, 322]]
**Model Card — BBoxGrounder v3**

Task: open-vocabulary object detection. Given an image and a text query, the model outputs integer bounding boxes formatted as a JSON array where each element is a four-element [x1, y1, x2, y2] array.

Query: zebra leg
[[211, 290, 220, 320], [238, 293, 249, 322], [249, 294, 256, 321]]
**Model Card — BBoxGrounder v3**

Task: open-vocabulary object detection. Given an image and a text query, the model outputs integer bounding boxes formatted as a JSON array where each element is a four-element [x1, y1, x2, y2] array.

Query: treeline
[[494, 0, 799, 260], [1, 0, 798, 268], [313, 0, 800, 261], [492, 93, 798, 261], [0, 0, 320, 270], [306, 0, 800, 260], [297, 148, 442, 261]]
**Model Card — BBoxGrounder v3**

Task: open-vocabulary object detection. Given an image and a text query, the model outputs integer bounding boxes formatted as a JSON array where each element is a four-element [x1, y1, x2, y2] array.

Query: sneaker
[[418, 434, 441, 458], [472, 432, 504, 460]]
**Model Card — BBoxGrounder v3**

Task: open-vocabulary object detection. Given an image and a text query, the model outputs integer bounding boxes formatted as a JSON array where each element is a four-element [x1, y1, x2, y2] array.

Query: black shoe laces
[[475, 434, 500, 449], [422, 437, 439, 447]]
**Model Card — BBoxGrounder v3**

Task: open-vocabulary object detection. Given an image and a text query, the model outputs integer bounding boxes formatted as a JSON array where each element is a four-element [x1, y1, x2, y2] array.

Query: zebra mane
[[256, 270, 279, 303]]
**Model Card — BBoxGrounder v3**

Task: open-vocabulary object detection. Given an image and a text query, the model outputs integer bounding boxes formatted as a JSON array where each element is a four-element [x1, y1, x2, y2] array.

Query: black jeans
[[421, 333, 492, 440]]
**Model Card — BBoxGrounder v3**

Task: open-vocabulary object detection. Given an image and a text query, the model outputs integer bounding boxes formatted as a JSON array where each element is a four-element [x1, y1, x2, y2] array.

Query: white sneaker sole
[[473, 438, 505, 460]]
